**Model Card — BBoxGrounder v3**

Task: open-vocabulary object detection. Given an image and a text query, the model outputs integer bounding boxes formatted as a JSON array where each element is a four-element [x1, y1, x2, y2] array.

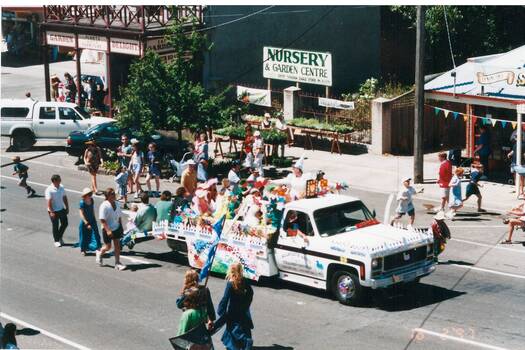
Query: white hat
[[254, 130, 261, 137], [81, 187, 93, 197], [402, 176, 412, 183], [130, 138, 139, 144], [185, 159, 196, 165], [249, 188, 260, 194], [434, 211, 445, 220], [293, 155, 305, 171]]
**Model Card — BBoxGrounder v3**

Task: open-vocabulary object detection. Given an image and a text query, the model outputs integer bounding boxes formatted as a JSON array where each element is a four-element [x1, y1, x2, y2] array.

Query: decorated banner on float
[[237, 85, 272, 107], [186, 236, 260, 281]]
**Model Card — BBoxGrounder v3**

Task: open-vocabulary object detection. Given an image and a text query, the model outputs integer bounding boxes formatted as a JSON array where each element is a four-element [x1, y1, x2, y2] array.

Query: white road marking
[[412, 328, 509, 350], [448, 225, 506, 228], [451, 238, 525, 254], [449, 263, 525, 280], [120, 255, 154, 265], [0, 155, 73, 170], [0, 312, 91, 350], [1, 175, 105, 199]]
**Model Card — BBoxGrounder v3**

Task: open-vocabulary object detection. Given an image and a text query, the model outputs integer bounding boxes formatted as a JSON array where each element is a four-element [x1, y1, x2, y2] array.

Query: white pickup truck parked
[[156, 194, 436, 306], [0, 99, 113, 150]]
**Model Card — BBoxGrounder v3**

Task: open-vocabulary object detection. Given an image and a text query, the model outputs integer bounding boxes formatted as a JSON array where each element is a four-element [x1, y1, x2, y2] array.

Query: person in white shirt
[[45, 174, 69, 247], [390, 177, 423, 226], [227, 161, 241, 191], [252, 131, 265, 176], [271, 156, 311, 200], [97, 188, 126, 270]]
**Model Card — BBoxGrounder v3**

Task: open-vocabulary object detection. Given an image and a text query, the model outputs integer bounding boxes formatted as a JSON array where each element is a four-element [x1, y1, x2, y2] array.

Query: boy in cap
[[390, 176, 423, 226], [462, 163, 485, 212], [12, 156, 36, 197]]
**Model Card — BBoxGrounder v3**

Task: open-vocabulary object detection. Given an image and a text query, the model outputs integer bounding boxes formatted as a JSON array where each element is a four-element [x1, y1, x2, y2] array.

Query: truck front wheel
[[12, 132, 35, 151], [331, 270, 367, 306]]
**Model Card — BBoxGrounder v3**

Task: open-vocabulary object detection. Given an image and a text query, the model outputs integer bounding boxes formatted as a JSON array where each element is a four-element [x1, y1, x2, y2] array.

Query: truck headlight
[[372, 258, 382, 270]]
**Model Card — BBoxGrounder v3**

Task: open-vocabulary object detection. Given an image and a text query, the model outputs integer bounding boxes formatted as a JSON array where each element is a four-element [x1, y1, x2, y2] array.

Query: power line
[[196, 5, 275, 32], [443, 5, 456, 69]]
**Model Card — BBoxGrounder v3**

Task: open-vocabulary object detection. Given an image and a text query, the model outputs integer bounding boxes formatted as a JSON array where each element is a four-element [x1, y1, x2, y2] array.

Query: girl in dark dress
[[214, 263, 254, 350]]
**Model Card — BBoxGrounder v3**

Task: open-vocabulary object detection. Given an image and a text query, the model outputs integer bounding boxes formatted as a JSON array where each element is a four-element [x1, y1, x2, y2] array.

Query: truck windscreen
[[314, 201, 374, 237]]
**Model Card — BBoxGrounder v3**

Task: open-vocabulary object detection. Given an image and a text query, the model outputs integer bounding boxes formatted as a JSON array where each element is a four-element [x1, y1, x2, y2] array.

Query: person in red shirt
[[437, 152, 453, 212]]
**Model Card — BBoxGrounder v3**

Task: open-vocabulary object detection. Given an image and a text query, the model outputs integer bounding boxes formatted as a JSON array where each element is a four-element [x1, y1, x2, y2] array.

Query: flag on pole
[[199, 215, 226, 282]]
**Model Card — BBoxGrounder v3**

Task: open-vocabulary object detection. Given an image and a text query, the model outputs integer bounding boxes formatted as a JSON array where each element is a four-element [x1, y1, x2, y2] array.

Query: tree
[[117, 15, 233, 143], [390, 6, 525, 72]]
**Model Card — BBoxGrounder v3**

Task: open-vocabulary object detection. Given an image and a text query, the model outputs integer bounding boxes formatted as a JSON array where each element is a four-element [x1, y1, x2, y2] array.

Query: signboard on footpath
[[46, 31, 75, 47], [318, 97, 354, 110], [263, 46, 332, 86], [237, 85, 272, 107]]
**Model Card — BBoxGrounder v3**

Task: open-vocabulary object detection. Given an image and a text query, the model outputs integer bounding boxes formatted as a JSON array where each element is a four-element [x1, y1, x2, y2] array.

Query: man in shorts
[[437, 152, 452, 212], [97, 188, 126, 270]]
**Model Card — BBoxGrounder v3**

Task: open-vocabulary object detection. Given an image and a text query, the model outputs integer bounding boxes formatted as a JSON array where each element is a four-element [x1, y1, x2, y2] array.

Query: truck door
[[34, 105, 58, 138], [58, 106, 83, 137], [274, 210, 317, 277]]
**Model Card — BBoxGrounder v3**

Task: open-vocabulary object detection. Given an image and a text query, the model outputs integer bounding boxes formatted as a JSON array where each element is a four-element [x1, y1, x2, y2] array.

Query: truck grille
[[383, 246, 427, 271]]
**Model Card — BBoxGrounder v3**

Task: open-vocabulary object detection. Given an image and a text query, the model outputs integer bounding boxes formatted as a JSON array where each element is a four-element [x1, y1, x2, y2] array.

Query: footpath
[[209, 142, 516, 213]]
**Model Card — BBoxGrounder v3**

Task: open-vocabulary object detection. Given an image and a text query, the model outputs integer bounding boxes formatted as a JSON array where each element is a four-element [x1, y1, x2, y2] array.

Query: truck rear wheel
[[12, 132, 35, 151], [331, 270, 367, 306]]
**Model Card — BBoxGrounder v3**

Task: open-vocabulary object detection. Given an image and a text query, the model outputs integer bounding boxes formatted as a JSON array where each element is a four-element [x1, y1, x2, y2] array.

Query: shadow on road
[[256, 276, 329, 300], [373, 282, 466, 312], [125, 250, 189, 265], [16, 328, 40, 336], [253, 345, 294, 350], [125, 263, 162, 271], [3, 146, 64, 154]]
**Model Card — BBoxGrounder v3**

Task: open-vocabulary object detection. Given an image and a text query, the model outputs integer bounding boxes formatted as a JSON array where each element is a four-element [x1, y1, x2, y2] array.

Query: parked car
[[66, 122, 178, 166], [0, 99, 113, 151]]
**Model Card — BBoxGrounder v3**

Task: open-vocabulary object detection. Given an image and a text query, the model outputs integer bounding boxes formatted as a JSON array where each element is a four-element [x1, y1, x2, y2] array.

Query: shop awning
[[425, 45, 525, 109]]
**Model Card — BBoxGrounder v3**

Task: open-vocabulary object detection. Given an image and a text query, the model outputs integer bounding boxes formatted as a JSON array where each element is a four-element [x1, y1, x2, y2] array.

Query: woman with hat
[[271, 155, 311, 200], [78, 187, 101, 256], [83, 139, 103, 195]]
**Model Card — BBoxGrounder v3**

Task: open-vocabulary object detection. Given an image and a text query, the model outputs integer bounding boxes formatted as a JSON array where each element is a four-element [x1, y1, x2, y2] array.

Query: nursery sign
[[263, 47, 332, 86]]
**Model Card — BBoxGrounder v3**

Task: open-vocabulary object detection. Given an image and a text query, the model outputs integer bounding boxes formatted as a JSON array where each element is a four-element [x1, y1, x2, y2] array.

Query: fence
[[380, 90, 466, 155], [234, 82, 372, 144]]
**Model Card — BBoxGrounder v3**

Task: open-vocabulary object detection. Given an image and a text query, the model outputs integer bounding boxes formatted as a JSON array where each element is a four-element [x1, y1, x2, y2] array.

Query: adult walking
[[194, 133, 209, 182], [78, 188, 101, 256], [214, 262, 254, 350], [437, 152, 452, 212], [45, 174, 69, 247], [97, 188, 126, 271], [130, 139, 144, 198], [83, 139, 103, 194], [145, 142, 161, 197]]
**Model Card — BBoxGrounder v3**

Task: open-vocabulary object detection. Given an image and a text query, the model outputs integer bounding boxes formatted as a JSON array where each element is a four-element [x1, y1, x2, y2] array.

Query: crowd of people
[[50, 72, 107, 112]]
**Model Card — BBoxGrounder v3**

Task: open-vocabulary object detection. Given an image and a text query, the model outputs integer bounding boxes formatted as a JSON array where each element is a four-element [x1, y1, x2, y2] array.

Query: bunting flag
[[428, 105, 519, 130]]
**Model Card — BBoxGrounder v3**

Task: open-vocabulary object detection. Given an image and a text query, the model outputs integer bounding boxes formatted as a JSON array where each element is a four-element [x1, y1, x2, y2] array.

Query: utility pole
[[414, 5, 425, 184]]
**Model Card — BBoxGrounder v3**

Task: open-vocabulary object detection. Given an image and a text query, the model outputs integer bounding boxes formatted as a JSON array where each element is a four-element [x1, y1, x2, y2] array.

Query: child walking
[[12, 156, 36, 197], [447, 167, 464, 219], [462, 163, 486, 212], [390, 177, 423, 226], [115, 166, 129, 209]]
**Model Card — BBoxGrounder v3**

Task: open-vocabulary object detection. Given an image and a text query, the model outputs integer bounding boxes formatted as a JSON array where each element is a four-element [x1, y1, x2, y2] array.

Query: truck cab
[[274, 195, 435, 305]]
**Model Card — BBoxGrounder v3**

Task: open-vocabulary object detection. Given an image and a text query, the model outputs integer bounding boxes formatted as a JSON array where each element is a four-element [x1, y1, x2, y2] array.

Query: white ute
[[0, 99, 113, 150], [161, 194, 436, 306]]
